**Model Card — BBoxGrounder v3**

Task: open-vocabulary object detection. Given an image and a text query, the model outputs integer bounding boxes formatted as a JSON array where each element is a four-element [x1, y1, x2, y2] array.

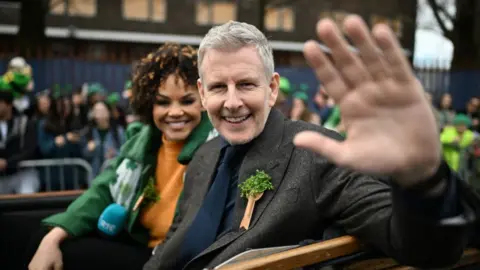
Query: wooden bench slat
[[0, 190, 84, 200], [218, 236, 362, 270]]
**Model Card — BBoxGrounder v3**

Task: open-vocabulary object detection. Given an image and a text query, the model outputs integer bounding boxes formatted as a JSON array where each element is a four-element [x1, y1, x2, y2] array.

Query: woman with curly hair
[[27, 43, 216, 270]]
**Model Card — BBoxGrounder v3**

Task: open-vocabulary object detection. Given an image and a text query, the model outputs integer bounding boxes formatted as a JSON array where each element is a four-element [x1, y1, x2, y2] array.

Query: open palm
[[294, 15, 441, 187]]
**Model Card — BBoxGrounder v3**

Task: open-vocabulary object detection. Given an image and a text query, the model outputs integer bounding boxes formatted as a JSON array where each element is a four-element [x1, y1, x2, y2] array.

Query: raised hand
[[293, 15, 441, 187]]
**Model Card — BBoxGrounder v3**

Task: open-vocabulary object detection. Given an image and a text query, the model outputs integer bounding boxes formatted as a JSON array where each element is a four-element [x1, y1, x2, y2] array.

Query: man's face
[[198, 46, 279, 145]]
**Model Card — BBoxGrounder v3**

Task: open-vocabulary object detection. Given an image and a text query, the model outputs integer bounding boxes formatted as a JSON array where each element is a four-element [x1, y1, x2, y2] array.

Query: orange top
[[140, 136, 186, 247]]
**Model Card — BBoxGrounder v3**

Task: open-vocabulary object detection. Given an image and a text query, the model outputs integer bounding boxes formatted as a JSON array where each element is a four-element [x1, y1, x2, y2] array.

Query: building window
[[49, 0, 97, 17], [370, 15, 403, 38], [123, 0, 166, 22], [264, 6, 295, 32], [196, 1, 236, 26], [319, 10, 348, 27]]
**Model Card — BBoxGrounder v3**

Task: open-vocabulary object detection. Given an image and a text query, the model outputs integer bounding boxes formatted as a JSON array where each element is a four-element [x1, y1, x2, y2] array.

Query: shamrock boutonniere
[[133, 177, 160, 211], [239, 170, 274, 230]]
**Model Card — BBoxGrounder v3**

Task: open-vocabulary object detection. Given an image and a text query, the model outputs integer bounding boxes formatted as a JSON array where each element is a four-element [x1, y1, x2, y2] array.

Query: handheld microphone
[[97, 203, 128, 237]]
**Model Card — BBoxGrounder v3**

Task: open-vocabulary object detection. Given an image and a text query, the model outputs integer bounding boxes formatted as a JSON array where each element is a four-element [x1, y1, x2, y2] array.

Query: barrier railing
[[18, 158, 93, 191]]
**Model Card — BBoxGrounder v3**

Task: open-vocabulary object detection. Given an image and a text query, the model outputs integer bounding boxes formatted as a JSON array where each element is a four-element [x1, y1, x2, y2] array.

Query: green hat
[[106, 92, 120, 105], [293, 91, 308, 102], [279, 77, 291, 95], [88, 83, 105, 96], [124, 80, 132, 90], [453, 114, 472, 127]]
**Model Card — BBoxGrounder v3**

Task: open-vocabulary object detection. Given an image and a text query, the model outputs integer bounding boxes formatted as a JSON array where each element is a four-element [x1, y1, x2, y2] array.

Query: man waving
[[144, 15, 479, 270]]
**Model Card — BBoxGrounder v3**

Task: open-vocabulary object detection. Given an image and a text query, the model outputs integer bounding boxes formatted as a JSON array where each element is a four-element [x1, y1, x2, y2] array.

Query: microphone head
[[97, 203, 128, 236]]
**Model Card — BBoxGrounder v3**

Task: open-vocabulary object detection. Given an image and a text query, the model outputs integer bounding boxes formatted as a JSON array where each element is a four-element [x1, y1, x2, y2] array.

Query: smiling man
[[143, 17, 480, 270]]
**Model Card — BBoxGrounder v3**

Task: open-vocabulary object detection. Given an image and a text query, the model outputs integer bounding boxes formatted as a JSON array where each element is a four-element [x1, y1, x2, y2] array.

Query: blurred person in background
[[437, 93, 456, 129], [313, 85, 334, 124], [33, 90, 51, 121], [83, 101, 125, 177], [123, 80, 140, 124], [36, 90, 83, 191], [86, 83, 106, 121], [27, 43, 216, 270], [440, 114, 475, 173], [274, 76, 292, 116], [0, 81, 39, 194], [106, 92, 127, 128], [462, 97, 480, 132], [290, 85, 320, 125], [70, 86, 89, 133]]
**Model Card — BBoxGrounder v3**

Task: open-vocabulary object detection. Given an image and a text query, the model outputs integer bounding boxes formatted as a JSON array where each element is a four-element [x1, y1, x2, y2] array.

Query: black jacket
[[0, 110, 37, 176]]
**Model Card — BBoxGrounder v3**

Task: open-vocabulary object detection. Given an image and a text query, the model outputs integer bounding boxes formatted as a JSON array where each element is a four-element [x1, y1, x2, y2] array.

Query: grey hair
[[198, 21, 274, 81]]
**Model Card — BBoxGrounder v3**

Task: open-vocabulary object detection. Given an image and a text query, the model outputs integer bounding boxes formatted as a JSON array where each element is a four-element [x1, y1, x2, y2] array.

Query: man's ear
[[268, 72, 280, 107], [197, 78, 206, 107]]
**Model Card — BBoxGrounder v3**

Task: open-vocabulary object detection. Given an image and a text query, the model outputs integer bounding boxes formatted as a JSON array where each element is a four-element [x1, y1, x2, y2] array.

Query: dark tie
[[178, 145, 236, 267]]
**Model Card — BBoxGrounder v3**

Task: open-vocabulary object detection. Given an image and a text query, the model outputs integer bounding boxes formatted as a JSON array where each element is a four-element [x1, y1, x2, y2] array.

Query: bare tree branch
[[427, 0, 453, 40]]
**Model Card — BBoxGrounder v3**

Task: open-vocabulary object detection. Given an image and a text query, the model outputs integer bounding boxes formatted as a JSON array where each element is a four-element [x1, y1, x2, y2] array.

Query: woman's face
[[291, 98, 306, 120], [37, 95, 50, 115], [152, 75, 203, 142], [441, 94, 452, 108], [92, 102, 110, 126]]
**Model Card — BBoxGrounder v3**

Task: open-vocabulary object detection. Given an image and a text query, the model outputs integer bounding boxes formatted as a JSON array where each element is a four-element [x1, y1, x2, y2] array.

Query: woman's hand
[[54, 136, 65, 147], [29, 227, 69, 270], [87, 140, 96, 152]]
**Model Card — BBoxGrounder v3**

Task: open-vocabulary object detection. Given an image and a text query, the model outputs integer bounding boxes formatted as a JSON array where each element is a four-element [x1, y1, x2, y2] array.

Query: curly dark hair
[[131, 43, 199, 124]]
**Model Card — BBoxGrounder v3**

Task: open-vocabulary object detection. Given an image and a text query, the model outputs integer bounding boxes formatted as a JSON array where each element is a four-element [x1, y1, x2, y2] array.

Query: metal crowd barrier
[[18, 158, 93, 191]]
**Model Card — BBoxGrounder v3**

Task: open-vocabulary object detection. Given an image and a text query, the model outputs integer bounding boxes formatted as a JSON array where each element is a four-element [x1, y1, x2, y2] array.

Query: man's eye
[[239, 83, 255, 89], [210, 84, 226, 91]]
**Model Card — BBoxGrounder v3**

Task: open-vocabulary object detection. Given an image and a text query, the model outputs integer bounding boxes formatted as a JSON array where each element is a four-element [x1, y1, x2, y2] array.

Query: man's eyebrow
[[206, 81, 225, 88], [237, 76, 259, 83]]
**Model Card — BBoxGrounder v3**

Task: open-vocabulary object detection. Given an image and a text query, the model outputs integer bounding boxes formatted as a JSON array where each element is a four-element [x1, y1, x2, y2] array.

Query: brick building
[[0, 0, 416, 65]]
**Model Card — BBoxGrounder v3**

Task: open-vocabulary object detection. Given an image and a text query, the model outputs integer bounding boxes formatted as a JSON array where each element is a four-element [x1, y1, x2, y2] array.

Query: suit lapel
[[190, 109, 293, 263]]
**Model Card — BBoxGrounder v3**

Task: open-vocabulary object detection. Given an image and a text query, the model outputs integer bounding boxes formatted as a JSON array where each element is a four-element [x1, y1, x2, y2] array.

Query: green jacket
[[43, 112, 215, 244], [440, 126, 475, 172]]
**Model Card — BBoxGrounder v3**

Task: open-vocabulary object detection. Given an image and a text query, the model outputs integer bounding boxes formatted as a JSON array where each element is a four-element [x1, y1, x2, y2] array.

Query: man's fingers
[[316, 18, 371, 87], [304, 41, 349, 102], [293, 131, 350, 166], [343, 15, 390, 81], [372, 24, 413, 82], [54, 262, 63, 270]]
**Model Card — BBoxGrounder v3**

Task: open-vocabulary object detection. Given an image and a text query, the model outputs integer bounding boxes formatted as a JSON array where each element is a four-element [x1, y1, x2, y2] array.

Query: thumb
[[293, 131, 348, 165]]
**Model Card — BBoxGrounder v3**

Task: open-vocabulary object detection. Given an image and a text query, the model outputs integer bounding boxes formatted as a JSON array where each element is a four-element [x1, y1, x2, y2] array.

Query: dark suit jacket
[[144, 109, 479, 270]]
